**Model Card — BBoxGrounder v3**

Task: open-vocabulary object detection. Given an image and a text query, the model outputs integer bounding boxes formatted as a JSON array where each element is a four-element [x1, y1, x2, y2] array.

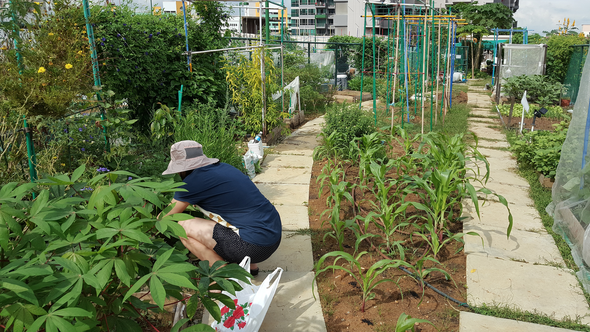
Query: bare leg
[[178, 218, 223, 267]]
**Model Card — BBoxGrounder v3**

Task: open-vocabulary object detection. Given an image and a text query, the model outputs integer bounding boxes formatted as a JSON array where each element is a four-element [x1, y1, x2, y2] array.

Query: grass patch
[[472, 304, 590, 331], [468, 77, 493, 87]]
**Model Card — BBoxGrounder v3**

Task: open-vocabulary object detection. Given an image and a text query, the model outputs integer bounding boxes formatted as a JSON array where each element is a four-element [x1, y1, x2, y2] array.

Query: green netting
[[563, 45, 589, 105]]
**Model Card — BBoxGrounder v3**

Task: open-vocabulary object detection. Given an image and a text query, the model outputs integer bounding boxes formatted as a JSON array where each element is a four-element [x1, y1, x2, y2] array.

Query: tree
[[453, 2, 514, 78]]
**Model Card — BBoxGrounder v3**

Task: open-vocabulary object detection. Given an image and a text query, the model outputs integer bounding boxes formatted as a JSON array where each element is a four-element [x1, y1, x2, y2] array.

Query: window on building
[[291, 19, 299, 26], [308, 8, 315, 15], [291, 0, 299, 7], [328, 9, 335, 14], [300, 8, 307, 15], [308, 19, 315, 25], [291, 9, 299, 16]]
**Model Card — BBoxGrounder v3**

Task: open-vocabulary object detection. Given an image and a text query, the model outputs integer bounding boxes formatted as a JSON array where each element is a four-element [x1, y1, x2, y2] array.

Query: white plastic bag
[[248, 141, 264, 160], [243, 150, 259, 180], [211, 257, 283, 332]]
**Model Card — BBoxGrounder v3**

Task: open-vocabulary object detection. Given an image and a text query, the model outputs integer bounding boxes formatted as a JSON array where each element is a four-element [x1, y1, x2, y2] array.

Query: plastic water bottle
[[254, 132, 262, 143]]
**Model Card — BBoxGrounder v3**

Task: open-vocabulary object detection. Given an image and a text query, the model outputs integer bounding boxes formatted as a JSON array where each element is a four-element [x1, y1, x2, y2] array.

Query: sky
[[130, 0, 590, 36], [514, 0, 590, 35]]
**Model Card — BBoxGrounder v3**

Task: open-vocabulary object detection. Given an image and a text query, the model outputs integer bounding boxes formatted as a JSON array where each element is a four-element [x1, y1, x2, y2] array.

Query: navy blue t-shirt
[[174, 163, 282, 246]]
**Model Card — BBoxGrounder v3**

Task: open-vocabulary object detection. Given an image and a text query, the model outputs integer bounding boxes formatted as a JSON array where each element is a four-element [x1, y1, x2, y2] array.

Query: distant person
[[162, 140, 282, 275]]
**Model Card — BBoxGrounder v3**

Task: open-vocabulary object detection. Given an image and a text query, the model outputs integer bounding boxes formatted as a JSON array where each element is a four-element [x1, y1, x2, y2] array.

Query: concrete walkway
[[460, 83, 590, 330], [252, 116, 327, 331]]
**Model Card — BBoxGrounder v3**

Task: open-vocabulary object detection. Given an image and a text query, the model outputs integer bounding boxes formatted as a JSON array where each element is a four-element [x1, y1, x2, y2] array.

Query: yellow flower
[[65, 63, 73, 69], [61, 163, 65, 166], [48, 32, 54, 36], [78, 50, 83, 55], [103, 62, 106, 65], [38, 67, 46, 73], [53, 156, 57, 159], [34, 1, 39, 4]]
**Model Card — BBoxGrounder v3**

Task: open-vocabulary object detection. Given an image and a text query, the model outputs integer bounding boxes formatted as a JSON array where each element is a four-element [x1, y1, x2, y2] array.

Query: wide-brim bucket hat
[[162, 140, 219, 175]]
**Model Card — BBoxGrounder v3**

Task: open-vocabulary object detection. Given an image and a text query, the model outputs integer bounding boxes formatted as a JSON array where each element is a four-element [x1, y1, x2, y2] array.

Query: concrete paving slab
[[262, 154, 314, 169], [258, 271, 327, 332], [258, 232, 314, 273], [472, 181, 534, 207], [478, 147, 516, 160], [275, 205, 311, 230], [271, 144, 315, 156], [464, 224, 564, 265], [463, 200, 544, 232], [203, 272, 327, 332], [460, 312, 582, 332], [466, 255, 590, 323], [254, 167, 312, 185], [486, 169, 530, 188], [257, 183, 309, 206], [468, 125, 506, 141], [476, 140, 510, 149], [469, 118, 499, 125]]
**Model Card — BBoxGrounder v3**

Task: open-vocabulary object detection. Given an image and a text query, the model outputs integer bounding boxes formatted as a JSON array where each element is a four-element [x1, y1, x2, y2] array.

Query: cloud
[[514, 0, 590, 35]]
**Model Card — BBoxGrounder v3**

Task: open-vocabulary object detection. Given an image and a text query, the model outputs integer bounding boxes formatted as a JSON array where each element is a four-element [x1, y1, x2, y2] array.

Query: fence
[[563, 44, 589, 106]]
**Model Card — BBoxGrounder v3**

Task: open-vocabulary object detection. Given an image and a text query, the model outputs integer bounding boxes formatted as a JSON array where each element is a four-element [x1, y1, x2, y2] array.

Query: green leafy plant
[[320, 103, 376, 160], [317, 162, 356, 251], [395, 313, 437, 332], [511, 121, 569, 178], [93, 2, 231, 129], [224, 47, 288, 134], [0, 165, 252, 331], [314, 251, 412, 312]]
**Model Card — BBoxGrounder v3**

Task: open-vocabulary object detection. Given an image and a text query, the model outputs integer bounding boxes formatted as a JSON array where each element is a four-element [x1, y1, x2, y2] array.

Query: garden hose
[[397, 265, 472, 309]]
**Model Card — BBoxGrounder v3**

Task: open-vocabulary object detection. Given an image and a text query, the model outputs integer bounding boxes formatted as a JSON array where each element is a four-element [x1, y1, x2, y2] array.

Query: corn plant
[[0, 165, 252, 332], [395, 313, 437, 332], [362, 161, 410, 257], [404, 166, 512, 259], [351, 132, 386, 185], [403, 256, 454, 304], [313, 251, 412, 312], [317, 161, 356, 251]]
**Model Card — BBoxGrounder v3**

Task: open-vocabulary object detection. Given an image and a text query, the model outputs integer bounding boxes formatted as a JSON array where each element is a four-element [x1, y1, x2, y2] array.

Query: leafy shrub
[[503, 75, 564, 107], [284, 63, 334, 114], [0, 0, 93, 117], [510, 122, 569, 178], [92, 2, 230, 129], [174, 101, 247, 173], [315, 104, 376, 160], [0, 166, 251, 332], [324, 103, 376, 145], [546, 33, 587, 83], [224, 48, 287, 134]]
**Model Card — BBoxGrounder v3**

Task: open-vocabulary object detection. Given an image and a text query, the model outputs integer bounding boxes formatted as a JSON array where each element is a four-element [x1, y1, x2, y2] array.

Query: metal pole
[[492, 28, 498, 86], [23, 116, 37, 184], [403, 3, 410, 124], [421, 5, 427, 134], [435, 18, 441, 124], [391, 4, 401, 129], [429, 0, 434, 131], [360, 2, 367, 109], [265, 0, 270, 43], [259, 1, 266, 134], [450, 21, 456, 108], [83, 0, 109, 152], [181, 0, 191, 72], [281, 0, 284, 114], [371, 4, 377, 123]]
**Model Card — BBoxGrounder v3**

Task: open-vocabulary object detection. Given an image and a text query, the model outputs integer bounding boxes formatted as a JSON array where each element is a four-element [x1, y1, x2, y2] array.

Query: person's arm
[[163, 199, 190, 217]]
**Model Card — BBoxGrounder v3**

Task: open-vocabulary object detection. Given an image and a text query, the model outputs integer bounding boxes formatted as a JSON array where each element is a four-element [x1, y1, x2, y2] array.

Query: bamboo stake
[[391, 4, 401, 129]]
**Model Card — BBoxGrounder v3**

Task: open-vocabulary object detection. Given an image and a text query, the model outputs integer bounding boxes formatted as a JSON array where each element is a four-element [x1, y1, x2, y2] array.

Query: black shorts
[[212, 223, 281, 264]]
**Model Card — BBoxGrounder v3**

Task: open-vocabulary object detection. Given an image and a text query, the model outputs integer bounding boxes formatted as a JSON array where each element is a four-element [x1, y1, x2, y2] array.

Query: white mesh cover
[[309, 51, 334, 68], [547, 54, 590, 291], [500, 44, 546, 80]]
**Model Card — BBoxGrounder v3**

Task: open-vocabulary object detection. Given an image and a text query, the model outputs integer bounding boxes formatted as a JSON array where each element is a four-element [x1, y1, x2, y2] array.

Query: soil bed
[[505, 116, 566, 132], [308, 141, 469, 331]]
